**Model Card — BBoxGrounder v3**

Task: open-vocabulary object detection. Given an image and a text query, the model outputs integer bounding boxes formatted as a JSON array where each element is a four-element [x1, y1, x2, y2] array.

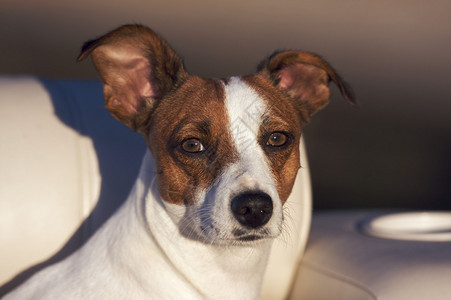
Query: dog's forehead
[[222, 77, 269, 142], [149, 75, 301, 139], [152, 77, 226, 127]]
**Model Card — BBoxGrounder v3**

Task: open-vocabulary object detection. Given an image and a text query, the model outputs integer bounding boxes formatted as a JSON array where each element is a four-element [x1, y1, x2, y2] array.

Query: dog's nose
[[231, 192, 273, 229]]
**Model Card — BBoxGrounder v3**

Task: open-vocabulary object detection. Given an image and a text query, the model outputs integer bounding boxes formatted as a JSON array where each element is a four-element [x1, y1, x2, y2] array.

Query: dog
[[4, 24, 355, 299]]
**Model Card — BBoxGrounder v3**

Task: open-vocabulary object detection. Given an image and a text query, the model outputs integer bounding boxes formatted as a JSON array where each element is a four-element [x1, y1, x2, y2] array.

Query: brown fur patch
[[243, 74, 304, 203], [144, 77, 238, 205]]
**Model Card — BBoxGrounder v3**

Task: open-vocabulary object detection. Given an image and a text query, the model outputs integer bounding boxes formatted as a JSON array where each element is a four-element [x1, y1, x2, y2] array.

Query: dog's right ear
[[78, 24, 187, 132]]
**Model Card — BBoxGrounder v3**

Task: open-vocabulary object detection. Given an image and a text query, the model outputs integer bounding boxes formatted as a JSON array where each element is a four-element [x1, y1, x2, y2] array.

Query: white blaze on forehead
[[224, 77, 266, 152], [223, 77, 276, 192]]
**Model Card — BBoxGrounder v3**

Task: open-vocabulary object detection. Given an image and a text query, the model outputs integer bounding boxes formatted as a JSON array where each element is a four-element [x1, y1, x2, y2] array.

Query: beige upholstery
[[0, 76, 312, 299], [0, 77, 147, 295], [291, 211, 451, 299]]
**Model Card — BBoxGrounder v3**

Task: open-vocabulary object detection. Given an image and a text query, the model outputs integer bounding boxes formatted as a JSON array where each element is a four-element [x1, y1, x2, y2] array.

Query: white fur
[[4, 78, 285, 300]]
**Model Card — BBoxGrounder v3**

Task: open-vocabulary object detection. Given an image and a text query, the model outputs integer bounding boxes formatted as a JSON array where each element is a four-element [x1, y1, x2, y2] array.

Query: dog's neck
[[112, 151, 272, 299]]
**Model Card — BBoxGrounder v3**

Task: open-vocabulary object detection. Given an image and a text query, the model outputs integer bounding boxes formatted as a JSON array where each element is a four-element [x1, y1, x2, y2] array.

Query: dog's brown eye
[[267, 132, 288, 147], [181, 138, 205, 153]]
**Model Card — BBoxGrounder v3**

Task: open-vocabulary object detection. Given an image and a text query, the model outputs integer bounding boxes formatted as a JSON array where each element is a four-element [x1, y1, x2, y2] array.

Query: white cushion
[[291, 211, 451, 299]]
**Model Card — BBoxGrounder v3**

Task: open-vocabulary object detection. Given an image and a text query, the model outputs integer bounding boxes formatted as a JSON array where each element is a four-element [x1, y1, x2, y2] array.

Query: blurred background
[[1, 0, 450, 211]]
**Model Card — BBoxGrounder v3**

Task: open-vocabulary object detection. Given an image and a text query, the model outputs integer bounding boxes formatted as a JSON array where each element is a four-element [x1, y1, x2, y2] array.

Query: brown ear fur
[[77, 24, 187, 132], [258, 51, 356, 117]]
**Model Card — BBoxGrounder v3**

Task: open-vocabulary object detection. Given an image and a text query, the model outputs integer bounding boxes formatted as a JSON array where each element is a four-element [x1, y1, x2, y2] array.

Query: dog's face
[[146, 76, 302, 243], [79, 25, 355, 245]]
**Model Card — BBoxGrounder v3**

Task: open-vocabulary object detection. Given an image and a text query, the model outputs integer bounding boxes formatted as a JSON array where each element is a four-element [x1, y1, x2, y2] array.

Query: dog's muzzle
[[231, 192, 273, 229]]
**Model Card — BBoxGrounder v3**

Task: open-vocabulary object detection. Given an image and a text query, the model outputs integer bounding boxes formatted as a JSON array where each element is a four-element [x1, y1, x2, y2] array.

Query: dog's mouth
[[237, 234, 265, 242], [231, 227, 276, 243], [186, 223, 277, 246], [216, 234, 273, 247]]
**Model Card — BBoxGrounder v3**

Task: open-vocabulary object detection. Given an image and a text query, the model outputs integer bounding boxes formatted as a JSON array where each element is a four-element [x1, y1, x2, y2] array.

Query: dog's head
[[79, 25, 355, 245]]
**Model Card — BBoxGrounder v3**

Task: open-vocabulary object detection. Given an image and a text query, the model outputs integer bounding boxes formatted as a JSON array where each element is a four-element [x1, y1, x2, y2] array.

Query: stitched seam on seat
[[298, 260, 378, 299]]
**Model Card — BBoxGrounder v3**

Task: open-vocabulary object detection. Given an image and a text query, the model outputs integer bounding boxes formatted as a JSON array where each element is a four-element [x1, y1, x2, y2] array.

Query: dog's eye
[[266, 132, 289, 147], [181, 138, 205, 153]]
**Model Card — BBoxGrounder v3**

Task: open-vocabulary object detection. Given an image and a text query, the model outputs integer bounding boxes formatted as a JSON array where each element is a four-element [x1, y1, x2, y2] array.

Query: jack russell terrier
[[5, 24, 355, 299]]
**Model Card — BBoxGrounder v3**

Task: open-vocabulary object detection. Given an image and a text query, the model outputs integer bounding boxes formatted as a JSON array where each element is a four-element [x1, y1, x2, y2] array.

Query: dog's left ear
[[78, 24, 187, 132], [258, 51, 356, 118]]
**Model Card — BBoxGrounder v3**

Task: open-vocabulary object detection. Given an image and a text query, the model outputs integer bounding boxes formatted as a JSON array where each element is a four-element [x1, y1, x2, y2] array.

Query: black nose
[[231, 192, 273, 229]]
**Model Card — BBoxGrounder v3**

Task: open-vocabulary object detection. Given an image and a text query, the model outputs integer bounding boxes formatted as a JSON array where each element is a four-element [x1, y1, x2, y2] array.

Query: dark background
[[1, 0, 450, 211]]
